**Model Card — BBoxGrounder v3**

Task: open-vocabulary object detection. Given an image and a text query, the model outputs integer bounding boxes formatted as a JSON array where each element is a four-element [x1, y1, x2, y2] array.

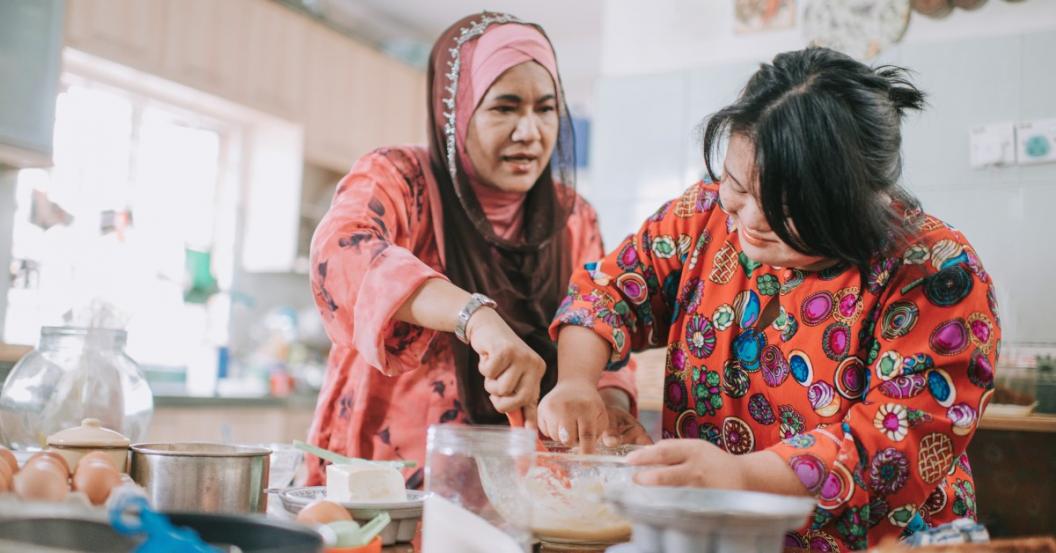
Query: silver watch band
[[454, 293, 497, 344]]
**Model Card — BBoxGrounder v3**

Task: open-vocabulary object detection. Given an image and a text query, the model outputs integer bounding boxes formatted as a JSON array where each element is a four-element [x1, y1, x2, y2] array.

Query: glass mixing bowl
[[477, 448, 643, 549]]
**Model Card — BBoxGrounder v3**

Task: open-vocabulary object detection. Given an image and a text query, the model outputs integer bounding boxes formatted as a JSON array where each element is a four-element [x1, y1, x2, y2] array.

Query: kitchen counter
[[0, 343, 30, 365], [154, 392, 318, 410], [976, 412, 1056, 432]]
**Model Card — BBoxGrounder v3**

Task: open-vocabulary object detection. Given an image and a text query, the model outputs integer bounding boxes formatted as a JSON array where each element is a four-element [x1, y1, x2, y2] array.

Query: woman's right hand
[[465, 307, 547, 427], [536, 378, 609, 451]]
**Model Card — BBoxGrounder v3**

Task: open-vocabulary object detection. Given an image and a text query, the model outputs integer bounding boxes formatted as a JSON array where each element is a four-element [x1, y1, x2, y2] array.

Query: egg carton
[[0, 478, 147, 522]]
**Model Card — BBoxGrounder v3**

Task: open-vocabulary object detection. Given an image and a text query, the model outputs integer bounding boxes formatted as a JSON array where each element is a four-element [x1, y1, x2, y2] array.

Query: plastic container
[[604, 485, 816, 553], [0, 327, 153, 449], [424, 425, 536, 550], [325, 536, 382, 553]]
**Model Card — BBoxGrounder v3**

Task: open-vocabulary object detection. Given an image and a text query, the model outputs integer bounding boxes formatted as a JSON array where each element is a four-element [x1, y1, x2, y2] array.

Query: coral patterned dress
[[550, 182, 999, 551], [306, 146, 636, 488]]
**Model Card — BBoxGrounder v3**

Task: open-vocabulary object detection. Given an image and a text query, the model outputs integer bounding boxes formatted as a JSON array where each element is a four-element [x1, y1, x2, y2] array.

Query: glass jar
[[0, 327, 153, 449], [424, 425, 536, 551]]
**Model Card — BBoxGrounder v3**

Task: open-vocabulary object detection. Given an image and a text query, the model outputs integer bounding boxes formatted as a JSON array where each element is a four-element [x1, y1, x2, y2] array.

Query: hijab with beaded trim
[[424, 12, 577, 424]]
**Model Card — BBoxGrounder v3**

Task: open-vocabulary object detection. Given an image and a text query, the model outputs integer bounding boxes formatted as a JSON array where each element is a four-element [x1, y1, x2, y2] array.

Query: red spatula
[[507, 409, 571, 487], [506, 409, 547, 452]]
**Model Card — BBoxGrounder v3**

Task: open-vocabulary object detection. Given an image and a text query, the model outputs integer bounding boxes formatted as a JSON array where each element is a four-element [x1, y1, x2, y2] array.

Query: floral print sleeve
[[549, 183, 720, 370], [568, 199, 641, 411], [769, 223, 1000, 550], [310, 149, 447, 376]]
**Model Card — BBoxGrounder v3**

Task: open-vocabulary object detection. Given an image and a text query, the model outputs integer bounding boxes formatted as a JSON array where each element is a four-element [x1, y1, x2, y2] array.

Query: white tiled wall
[[586, 30, 1056, 345]]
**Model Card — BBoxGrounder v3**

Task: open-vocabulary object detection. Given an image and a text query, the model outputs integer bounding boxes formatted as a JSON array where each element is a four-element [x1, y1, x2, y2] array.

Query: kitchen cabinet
[[64, 0, 165, 74], [364, 52, 427, 149], [159, 0, 250, 101], [63, 0, 426, 173], [303, 26, 370, 171], [243, 0, 309, 122], [0, 0, 65, 168], [60, 0, 426, 271]]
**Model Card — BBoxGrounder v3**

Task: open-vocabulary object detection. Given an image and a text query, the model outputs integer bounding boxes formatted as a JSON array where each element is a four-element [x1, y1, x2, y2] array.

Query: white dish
[[279, 486, 427, 545]]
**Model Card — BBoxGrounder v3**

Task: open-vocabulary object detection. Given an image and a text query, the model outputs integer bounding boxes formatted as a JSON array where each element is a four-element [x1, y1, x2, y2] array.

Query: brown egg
[[0, 465, 11, 493], [0, 447, 18, 474], [27, 451, 70, 477], [73, 459, 121, 505], [13, 464, 69, 501], [77, 451, 118, 471], [295, 499, 352, 525], [24, 459, 67, 483]]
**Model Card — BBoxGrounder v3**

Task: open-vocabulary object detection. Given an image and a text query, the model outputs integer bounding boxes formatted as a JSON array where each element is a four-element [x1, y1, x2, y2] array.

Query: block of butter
[[326, 462, 408, 503]]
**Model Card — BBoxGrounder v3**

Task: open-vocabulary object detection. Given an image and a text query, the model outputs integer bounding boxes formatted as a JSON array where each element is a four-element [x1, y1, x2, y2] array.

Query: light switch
[[969, 122, 1016, 169], [1015, 118, 1056, 165]]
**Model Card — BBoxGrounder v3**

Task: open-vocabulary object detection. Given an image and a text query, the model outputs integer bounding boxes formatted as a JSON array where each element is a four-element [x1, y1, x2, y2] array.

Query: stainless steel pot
[[130, 443, 270, 513]]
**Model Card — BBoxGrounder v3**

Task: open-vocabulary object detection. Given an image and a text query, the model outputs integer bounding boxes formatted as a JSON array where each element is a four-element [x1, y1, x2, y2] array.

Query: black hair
[[702, 47, 927, 267]]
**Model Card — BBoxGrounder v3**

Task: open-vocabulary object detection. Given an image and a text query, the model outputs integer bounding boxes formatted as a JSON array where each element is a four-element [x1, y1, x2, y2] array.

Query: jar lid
[[47, 418, 130, 448]]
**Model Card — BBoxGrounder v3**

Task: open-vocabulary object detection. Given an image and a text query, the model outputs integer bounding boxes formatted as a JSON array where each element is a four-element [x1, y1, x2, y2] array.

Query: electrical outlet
[[969, 122, 1016, 169], [1015, 118, 1056, 165]]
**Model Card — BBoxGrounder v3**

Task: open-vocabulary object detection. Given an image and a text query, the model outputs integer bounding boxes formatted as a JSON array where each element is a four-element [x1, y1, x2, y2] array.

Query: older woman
[[540, 47, 999, 549], [306, 12, 640, 487]]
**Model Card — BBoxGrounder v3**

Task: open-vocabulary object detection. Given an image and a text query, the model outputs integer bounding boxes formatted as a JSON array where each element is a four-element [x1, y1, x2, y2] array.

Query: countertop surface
[[153, 392, 318, 409]]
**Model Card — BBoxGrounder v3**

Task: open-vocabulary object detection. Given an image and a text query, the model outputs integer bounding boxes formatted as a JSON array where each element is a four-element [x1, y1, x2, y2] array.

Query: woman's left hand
[[627, 440, 810, 497], [626, 439, 748, 490]]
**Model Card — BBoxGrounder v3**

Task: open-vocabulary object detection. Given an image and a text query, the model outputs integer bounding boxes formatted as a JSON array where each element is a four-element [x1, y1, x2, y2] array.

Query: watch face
[[804, 0, 911, 59]]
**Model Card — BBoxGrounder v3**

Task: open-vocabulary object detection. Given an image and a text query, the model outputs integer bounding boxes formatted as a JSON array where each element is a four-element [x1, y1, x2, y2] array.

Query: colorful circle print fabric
[[550, 182, 1000, 550]]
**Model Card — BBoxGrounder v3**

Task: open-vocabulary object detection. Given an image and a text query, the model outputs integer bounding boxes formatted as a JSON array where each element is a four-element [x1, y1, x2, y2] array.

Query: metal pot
[[130, 443, 270, 513]]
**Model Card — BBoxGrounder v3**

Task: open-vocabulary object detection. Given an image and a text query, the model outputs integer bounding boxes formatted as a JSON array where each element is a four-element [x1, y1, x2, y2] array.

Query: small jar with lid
[[46, 418, 131, 472]]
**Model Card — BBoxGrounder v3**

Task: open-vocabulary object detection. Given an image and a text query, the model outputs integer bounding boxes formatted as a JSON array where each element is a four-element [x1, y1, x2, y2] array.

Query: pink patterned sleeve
[[310, 150, 447, 376]]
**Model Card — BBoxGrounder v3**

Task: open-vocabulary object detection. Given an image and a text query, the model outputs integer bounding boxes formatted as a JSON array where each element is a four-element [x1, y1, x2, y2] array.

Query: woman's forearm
[[556, 325, 611, 385], [394, 278, 471, 333]]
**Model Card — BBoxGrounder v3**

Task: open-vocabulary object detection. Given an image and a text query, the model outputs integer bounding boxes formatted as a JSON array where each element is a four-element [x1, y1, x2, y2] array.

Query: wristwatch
[[454, 293, 498, 344]]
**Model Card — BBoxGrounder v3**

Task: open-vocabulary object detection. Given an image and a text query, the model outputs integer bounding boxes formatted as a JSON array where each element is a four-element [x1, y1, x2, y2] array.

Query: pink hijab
[[454, 24, 560, 240]]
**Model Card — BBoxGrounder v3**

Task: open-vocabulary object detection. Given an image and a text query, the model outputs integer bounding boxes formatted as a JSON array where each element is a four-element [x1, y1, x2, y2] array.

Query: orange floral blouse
[[307, 146, 636, 488], [550, 182, 1000, 551]]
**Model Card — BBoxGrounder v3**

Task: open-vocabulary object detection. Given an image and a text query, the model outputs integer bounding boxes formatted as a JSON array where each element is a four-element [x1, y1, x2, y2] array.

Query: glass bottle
[[0, 326, 153, 449]]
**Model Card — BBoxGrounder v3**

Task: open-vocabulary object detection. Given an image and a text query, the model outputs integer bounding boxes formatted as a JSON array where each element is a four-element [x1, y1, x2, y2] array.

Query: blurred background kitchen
[[0, 0, 1053, 538]]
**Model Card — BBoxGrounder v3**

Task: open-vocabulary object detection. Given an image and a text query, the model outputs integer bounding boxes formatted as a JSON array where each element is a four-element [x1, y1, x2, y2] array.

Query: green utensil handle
[[292, 440, 416, 469]]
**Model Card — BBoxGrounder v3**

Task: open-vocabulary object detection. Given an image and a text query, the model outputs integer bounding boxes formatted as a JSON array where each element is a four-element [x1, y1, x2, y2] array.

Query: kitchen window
[[4, 70, 241, 378]]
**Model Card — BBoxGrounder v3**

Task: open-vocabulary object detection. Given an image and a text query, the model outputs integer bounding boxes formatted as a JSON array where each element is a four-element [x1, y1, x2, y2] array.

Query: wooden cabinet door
[[159, 0, 249, 101], [65, 0, 166, 72], [243, 0, 308, 122], [386, 61, 427, 146], [302, 25, 366, 172], [356, 50, 423, 153]]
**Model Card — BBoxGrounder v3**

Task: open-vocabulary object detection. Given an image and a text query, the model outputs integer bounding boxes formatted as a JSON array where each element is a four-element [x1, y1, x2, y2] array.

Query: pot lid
[[47, 418, 130, 448]]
